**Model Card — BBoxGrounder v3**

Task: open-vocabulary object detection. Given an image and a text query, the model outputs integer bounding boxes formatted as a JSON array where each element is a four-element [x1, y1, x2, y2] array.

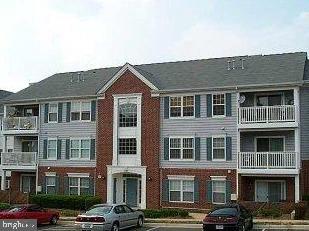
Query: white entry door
[[255, 181, 268, 202]]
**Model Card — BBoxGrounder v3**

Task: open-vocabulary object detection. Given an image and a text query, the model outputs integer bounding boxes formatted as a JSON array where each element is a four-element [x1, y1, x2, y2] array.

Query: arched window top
[[119, 103, 137, 127]]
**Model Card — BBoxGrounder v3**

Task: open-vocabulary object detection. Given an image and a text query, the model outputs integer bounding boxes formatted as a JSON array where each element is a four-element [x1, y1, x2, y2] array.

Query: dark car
[[203, 204, 253, 231]]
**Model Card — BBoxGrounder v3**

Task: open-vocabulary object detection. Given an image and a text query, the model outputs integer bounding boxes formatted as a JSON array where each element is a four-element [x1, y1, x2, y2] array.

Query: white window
[[119, 103, 137, 127], [118, 138, 137, 155], [46, 176, 56, 194], [170, 138, 194, 160], [48, 103, 58, 122], [213, 137, 226, 160], [47, 139, 57, 159], [71, 101, 91, 121], [70, 139, 90, 159], [169, 180, 194, 202], [170, 96, 194, 118], [69, 177, 89, 195], [213, 94, 225, 116], [212, 181, 226, 204]]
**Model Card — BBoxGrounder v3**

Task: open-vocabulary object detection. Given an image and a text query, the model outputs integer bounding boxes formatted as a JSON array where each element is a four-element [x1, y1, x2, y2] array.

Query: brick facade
[[96, 70, 161, 209]]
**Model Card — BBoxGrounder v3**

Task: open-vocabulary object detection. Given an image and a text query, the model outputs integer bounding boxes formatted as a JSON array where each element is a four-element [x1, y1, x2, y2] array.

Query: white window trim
[[168, 179, 194, 203], [212, 180, 226, 205], [70, 138, 91, 160], [212, 136, 226, 161], [254, 180, 286, 202], [255, 136, 286, 152], [210, 176, 227, 181], [48, 103, 58, 123], [67, 173, 90, 178], [70, 101, 91, 122], [169, 95, 195, 119], [212, 93, 226, 118], [169, 136, 195, 161], [168, 175, 195, 181], [47, 138, 57, 160], [45, 172, 56, 177], [68, 176, 90, 196]]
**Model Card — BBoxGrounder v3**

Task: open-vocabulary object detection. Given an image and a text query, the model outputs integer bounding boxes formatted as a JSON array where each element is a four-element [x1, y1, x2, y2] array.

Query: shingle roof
[[0, 90, 13, 113], [3, 52, 307, 103]]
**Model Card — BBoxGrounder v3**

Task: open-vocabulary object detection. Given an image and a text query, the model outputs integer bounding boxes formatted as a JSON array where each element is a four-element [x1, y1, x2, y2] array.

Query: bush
[[29, 194, 102, 210], [303, 195, 309, 201], [256, 207, 282, 218], [0, 203, 10, 211], [142, 209, 189, 218]]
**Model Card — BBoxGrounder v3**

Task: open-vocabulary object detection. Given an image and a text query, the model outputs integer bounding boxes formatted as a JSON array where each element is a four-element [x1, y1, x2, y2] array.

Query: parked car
[[203, 204, 253, 231], [75, 204, 144, 231], [0, 204, 59, 225]]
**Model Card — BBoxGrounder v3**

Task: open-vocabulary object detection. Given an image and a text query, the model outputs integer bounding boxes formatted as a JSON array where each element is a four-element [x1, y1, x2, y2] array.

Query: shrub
[[142, 209, 189, 218], [29, 194, 102, 210], [303, 195, 309, 201], [0, 203, 10, 211], [257, 207, 282, 218]]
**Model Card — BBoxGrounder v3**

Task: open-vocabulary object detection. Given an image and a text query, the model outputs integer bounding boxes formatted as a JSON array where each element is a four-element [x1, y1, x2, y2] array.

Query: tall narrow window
[[212, 181, 226, 204], [47, 140, 57, 159], [119, 103, 137, 127], [212, 137, 226, 160], [46, 176, 56, 194], [213, 94, 225, 116], [48, 104, 58, 122]]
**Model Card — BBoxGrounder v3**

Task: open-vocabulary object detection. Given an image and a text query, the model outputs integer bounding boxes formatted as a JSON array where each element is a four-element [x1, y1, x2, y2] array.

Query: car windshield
[[210, 207, 238, 216], [85, 206, 112, 215], [7, 206, 25, 213]]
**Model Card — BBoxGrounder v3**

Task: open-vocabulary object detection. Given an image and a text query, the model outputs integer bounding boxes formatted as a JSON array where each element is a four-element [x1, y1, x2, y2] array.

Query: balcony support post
[[294, 87, 300, 124], [1, 170, 6, 190], [295, 175, 300, 203]]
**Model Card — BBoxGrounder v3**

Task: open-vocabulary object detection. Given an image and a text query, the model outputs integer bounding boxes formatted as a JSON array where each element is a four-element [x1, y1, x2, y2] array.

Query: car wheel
[[111, 222, 119, 231], [137, 216, 144, 227], [50, 216, 58, 225]]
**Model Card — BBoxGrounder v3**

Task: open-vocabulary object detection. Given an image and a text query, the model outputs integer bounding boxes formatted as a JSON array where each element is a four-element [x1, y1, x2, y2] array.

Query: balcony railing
[[238, 152, 298, 169], [2, 116, 38, 132], [1, 152, 37, 168], [238, 105, 296, 124]]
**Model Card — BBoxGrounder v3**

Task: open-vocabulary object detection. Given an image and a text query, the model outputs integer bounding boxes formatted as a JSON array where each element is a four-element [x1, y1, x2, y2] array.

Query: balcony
[[1, 116, 39, 134], [238, 152, 299, 174], [238, 105, 297, 129], [1, 152, 37, 170]]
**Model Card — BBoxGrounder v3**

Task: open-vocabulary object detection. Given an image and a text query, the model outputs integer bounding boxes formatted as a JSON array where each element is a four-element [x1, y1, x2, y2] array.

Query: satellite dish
[[239, 95, 246, 104]]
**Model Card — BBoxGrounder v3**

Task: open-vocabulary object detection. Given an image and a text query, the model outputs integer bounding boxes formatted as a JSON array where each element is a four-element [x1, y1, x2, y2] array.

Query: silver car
[[75, 204, 145, 231]]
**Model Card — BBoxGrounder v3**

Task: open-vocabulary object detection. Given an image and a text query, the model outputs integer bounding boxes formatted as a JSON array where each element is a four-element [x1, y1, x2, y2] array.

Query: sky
[[0, 0, 308, 92]]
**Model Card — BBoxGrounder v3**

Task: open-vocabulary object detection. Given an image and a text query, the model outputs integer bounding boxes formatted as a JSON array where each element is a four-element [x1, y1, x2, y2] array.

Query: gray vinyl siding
[[160, 93, 237, 169], [39, 102, 96, 167], [300, 87, 309, 160], [240, 131, 295, 152]]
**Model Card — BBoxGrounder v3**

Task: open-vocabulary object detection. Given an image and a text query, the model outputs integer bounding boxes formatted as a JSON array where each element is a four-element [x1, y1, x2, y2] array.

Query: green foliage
[[0, 203, 10, 211], [142, 209, 189, 218], [29, 194, 102, 210], [302, 195, 309, 201], [59, 209, 81, 217], [255, 207, 282, 218]]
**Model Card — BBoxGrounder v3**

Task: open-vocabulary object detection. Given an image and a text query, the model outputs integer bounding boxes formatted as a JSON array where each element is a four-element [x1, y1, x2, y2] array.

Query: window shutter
[[206, 137, 212, 161], [65, 139, 70, 159], [226, 180, 232, 203], [58, 103, 63, 123], [194, 178, 199, 202], [206, 94, 212, 117], [164, 138, 169, 160], [195, 95, 200, 118], [57, 140, 62, 160], [206, 180, 213, 203], [42, 176, 46, 194], [226, 93, 232, 117], [91, 100, 96, 121], [44, 104, 49, 123], [162, 179, 169, 202], [43, 140, 48, 159], [164, 97, 170, 119], [66, 102, 71, 122], [89, 177, 94, 196], [90, 139, 96, 160], [195, 137, 200, 161], [113, 178, 117, 203], [226, 137, 232, 161], [64, 176, 69, 195], [55, 176, 60, 194]]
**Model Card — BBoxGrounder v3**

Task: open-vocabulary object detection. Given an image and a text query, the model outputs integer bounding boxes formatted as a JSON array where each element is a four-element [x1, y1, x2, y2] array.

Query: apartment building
[[0, 52, 308, 210]]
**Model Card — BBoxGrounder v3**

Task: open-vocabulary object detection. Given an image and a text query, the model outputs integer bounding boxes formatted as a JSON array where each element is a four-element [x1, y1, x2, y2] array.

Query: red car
[[0, 204, 59, 225]]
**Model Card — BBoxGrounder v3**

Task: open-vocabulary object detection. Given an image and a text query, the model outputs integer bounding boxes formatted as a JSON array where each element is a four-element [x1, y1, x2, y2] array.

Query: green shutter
[[43, 140, 48, 159], [194, 178, 199, 203], [91, 100, 96, 121], [65, 139, 70, 159], [162, 179, 169, 202], [206, 94, 212, 117], [195, 137, 200, 161], [113, 178, 117, 203], [226, 137, 232, 161], [44, 104, 49, 123], [42, 176, 46, 194], [90, 139, 96, 160], [58, 103, 63, 123], [164, 97, 170, 119], [206, 137, 212, 161], [164, 138, 169, 160], [57, 140, 62, 160], [226, 93, 232, 116], [89, 177, 94, 196], [55, 176, 60, 194], [64, 176, 69, 195], [206, 180, 213, 203], [226, 180, 232, 203], [66, 102, 71, 122], [195, 95, 200, 118]]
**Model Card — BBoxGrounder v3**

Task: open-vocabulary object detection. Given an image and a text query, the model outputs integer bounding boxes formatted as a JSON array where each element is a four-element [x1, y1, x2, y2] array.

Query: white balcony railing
[[1, 152, 37, 167], [238, 105, 296, 124], [2, 116, 38, 132], [238, 152, 298, 169]]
